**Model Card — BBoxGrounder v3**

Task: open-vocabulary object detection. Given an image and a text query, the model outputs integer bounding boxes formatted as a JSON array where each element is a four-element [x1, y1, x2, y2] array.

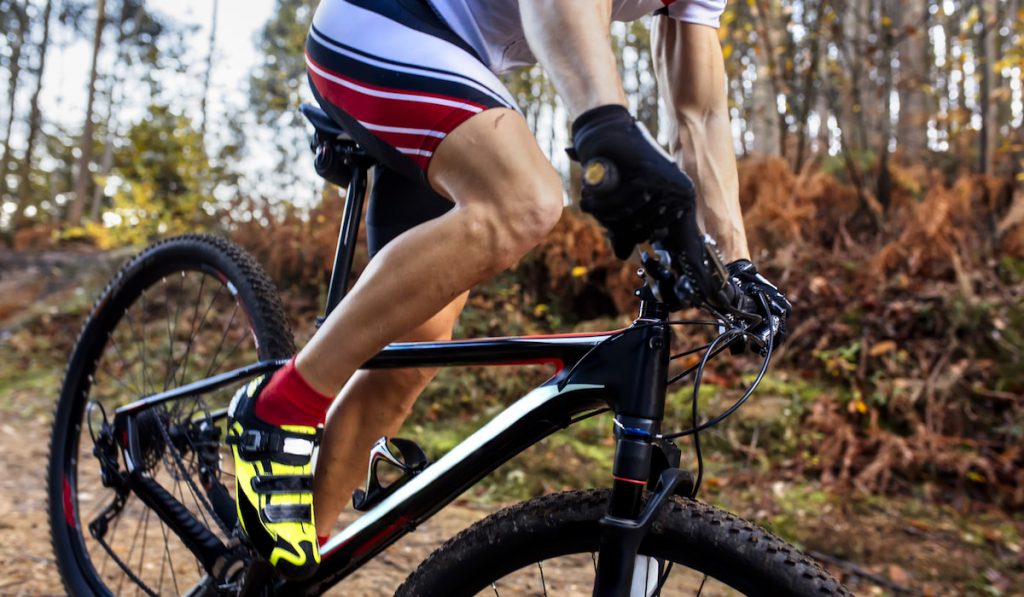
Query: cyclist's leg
[[307, 109, 563, 534], [314, 291, 467, 532]]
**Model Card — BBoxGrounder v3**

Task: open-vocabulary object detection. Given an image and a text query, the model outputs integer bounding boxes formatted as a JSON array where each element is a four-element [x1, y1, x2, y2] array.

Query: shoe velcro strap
[[252, 475, 313, 495], [228, 428, 320, 459], [263, 503, 312, 524]]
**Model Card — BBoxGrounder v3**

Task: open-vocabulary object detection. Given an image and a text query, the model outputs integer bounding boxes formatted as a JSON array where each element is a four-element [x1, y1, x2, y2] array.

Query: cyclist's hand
[[569, 105, 697, 260], [727, 259, 792, 353]]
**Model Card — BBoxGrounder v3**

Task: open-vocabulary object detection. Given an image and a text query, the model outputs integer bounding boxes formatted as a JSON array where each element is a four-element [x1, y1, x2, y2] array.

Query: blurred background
[[0, 0, 1022, 594]]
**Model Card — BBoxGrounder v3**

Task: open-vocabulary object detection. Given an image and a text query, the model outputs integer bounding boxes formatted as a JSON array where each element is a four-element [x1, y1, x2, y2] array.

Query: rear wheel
[[47, 234, 295, 596], [398, 489, 850, 596]]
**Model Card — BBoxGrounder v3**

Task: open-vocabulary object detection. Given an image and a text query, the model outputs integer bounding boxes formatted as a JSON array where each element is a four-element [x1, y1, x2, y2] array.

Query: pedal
[[352, 437, 429, 512]]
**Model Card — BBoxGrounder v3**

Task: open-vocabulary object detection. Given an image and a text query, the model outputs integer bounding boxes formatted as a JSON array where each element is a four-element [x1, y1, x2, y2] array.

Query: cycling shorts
[[307, 0, 516, 178]]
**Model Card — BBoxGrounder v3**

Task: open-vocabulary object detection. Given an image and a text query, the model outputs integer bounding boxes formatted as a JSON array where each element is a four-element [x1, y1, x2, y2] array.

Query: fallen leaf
[[869, 340, 898, 357]]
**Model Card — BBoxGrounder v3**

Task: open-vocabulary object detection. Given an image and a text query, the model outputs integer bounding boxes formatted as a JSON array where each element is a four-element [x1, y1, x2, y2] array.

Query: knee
[[468, 170, 564, 273]]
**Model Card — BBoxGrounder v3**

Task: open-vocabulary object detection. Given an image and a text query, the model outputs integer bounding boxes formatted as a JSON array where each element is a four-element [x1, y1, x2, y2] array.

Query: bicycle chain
[[91, 494, 161, 597]]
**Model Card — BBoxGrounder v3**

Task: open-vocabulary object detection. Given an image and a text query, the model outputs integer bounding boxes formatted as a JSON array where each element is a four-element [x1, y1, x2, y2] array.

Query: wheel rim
[[61, 264, 265, 595]]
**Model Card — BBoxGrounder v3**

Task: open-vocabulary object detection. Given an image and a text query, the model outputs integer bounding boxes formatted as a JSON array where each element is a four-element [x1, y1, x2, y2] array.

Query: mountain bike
[[47, 104, 849, 596]]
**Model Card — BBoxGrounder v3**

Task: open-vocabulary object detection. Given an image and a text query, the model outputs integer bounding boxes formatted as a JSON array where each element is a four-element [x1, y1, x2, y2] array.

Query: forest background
[[1, 0, 1023, 594]]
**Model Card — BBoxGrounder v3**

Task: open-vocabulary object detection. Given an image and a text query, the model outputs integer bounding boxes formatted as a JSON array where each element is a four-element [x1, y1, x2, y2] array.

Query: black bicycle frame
[[110, 123, 681, 596]]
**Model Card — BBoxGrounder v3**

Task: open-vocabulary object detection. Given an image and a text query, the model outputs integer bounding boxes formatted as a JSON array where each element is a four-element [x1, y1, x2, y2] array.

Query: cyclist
[[226, 0, 791, 578]]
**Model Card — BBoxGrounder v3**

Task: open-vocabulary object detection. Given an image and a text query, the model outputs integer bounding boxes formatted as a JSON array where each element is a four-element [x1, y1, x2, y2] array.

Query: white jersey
[[427, 0, 727, 73]]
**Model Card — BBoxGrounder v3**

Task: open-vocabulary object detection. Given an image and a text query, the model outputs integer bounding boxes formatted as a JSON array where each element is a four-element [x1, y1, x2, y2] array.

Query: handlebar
[[581, 158, 777, 352]]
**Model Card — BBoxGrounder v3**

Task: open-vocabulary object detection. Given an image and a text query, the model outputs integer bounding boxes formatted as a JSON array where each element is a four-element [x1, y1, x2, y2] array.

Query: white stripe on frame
[[319, 383, 603, 557]]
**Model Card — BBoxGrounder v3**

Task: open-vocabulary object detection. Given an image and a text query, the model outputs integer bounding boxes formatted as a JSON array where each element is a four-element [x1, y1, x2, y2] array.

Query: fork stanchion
[[592, 300, 672, 596]]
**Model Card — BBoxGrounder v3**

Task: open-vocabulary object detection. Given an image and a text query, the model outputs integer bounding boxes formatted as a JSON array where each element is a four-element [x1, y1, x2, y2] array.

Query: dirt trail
[[0, 408, 493, 596]]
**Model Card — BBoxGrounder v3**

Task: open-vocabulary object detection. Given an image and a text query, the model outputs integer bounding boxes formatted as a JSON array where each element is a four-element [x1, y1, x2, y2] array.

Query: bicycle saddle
[[300, 103, 353, 142]]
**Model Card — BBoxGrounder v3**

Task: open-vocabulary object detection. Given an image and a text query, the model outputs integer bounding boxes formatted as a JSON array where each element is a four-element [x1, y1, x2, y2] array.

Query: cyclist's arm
[[652, 18, 750, 262], [519, 0, 626, 117]]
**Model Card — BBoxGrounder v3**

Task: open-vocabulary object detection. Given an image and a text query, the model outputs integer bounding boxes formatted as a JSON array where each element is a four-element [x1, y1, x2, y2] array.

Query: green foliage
[[249, 0, 315, 123], [87, 104, 216, 246]]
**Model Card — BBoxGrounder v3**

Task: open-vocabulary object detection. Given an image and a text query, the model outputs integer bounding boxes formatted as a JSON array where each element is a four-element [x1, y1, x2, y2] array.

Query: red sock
[[318, 534, 330, 548], [254, 357, 334, 427]]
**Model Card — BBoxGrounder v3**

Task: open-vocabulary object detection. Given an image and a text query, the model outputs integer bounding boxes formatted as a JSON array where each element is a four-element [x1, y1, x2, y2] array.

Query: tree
[[897, 0, 930, 159], [97, 103, 217, 246], [1, 0, 29, 195], [199, 0, 219, 141], [13, 0, 54, 230], [68, 0, 108, 226], [248, 0, 316, 191]]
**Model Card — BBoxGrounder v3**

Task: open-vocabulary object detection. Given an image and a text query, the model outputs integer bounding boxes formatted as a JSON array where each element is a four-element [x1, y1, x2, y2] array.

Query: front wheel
[[398, 489, 850, 596]]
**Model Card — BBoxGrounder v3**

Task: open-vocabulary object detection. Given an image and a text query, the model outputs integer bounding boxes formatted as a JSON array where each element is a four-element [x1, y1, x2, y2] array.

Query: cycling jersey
[[428, 0, 727, 73]]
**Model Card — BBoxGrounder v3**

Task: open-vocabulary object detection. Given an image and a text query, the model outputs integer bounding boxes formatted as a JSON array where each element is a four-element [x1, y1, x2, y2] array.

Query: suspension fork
[[594, 301, 673, 596]]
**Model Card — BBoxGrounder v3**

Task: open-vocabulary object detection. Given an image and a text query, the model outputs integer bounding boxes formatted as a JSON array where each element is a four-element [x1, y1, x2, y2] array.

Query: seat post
[[321, 163, 369, 323]]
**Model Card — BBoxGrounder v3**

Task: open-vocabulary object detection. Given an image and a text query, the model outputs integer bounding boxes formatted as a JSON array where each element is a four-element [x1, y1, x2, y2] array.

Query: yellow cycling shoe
[[226, 375, 321, 579]]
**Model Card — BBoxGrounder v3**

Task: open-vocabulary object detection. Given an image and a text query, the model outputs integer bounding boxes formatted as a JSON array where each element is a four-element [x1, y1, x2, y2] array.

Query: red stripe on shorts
[[306, 52, 487, 170]]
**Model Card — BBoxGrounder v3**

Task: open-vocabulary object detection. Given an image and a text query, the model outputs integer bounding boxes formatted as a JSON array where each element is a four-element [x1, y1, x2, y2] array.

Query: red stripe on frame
[[613, 475, 648, 486], [353, 514, 413, 558]]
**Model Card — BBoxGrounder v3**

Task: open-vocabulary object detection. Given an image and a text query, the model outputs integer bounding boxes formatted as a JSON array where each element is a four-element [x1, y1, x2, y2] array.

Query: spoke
[[490, 582, 499, 596], [654, 561, 674, 596], [168, 275, 206, 390], [202, 303, 240, 379], [164, 274, 187, 391], [695, 573, 707, 596], [100, 363, 141, 398], [123, 303, 149, 396], [140, 291, 152, 394], [136, 507, 152, 587], [107, 332, 143, 397], [158, 515, 181, 596], [178, 281, 225, 388], [118, 500, 147, 596], [537, 561, 548, 596], [211, 330, 250, 382]]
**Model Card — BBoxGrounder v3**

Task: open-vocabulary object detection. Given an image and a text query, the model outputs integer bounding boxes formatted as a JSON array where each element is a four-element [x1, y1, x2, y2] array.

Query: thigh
[[306, 0, 517, 184], [427, 107, 563, 215]]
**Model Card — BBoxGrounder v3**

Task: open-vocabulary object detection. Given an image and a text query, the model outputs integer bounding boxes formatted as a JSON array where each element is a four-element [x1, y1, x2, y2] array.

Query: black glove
[[726, 259, 792, 353], [570, 105, 697, 260]]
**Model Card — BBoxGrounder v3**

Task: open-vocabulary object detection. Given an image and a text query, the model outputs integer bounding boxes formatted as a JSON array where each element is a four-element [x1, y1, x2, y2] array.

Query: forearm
[[652, 18, 749, 261], [519, 0, 626, 118]]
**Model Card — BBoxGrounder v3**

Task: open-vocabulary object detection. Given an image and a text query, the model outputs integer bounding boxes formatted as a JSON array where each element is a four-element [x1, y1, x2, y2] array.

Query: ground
[[0, 248, 1021, 596]]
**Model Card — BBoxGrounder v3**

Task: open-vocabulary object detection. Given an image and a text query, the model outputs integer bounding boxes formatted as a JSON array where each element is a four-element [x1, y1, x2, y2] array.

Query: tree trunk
[[1, 2, 29, 194], [753, 0, 788, 157], [794, 0, 826, 171], [90, 0, 132, 222], [896, 0, 929, 159], [877, 0, 897, 210], [13, 0, 53, 230], [68, 0, 108, 226], [199, 0, 220, 141], [977, 0, 999, 175]]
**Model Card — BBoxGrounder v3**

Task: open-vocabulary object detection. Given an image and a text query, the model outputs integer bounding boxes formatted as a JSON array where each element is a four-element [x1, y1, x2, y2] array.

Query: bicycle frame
[[109, 129, 683, 596]]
